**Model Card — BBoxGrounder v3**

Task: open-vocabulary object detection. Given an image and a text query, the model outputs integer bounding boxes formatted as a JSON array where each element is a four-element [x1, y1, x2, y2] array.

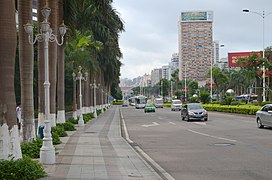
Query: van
[[154, 98, 164, 108]]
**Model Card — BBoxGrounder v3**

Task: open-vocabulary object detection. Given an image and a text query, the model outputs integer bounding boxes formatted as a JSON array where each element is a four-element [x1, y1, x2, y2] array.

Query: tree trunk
[[48, 0, 59, 127], [37, 0, 45, 132], [0, 0, 22, 160], [57, 0, 65, 124], [18, 0, 36, 141]]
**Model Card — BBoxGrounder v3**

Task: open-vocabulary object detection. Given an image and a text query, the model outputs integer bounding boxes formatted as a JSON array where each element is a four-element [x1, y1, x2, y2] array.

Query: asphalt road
[[121, 106, 272, 180]]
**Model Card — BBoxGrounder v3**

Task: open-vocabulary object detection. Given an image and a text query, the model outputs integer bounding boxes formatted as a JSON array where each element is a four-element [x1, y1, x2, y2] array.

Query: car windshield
[[155, 99, 163, 104], [188, 104, 203, 110], [173, 100, 181, 104]]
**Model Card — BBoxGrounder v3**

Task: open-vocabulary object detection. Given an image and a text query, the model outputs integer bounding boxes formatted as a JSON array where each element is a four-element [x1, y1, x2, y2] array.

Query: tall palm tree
[[37, 0, 45, 132], [48, 0, 59, 127], [0, 0, 22, 160], [18, 0, 36, 141], [57, 0, 66, 123]]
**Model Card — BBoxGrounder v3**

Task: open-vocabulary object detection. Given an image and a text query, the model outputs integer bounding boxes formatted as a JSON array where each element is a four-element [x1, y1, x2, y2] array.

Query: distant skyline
[[113, 0, 272, 79]]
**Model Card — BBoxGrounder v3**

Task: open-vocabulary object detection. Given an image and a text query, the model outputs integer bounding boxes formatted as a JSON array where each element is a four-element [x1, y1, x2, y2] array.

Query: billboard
[[228, 51, 261, 67], [181, 11, 213, 22]]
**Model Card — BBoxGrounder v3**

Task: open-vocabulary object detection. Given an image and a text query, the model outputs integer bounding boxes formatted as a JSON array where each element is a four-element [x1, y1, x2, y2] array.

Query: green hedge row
[[202, 104, 261, 115]]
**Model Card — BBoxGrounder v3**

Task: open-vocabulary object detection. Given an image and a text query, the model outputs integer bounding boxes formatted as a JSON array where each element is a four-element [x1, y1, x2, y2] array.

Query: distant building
[[178, 11, 214, 82], [151, 68, 162, 86], [213, 40, 219, 64], [162, 65, 171, 80], [140, 74, 151, 87]]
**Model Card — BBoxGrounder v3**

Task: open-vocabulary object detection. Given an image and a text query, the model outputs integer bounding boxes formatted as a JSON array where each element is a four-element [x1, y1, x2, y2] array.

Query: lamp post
[[243, 9, 272, 102], [72, 66, 88, 127], [24, 5, 66, 164], [90, 80, 99, 118]]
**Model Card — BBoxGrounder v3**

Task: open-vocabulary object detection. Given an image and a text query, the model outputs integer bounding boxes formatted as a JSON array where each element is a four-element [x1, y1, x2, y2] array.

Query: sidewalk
[[42, 106, 162, 180]]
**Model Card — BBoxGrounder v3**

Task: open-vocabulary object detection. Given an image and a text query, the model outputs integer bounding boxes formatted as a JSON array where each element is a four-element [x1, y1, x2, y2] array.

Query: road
[[121, 106, 272, 180]]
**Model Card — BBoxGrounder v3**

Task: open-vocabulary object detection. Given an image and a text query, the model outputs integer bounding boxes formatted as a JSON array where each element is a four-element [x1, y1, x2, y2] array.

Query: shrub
[[67, 117, 78, 124], [83, 113, 93, 123], [52, 125, 67, 137], [0, 156, 46, 180], [21, 138, 43, 158], [52, 131, 61, 145], [200, 92, 210, 104], [57, 121, 75, 131]]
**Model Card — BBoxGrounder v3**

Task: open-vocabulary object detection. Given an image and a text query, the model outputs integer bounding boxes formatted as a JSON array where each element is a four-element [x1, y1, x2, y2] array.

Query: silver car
[[181, 103, 208, 121], [256, 104, 272, 128]]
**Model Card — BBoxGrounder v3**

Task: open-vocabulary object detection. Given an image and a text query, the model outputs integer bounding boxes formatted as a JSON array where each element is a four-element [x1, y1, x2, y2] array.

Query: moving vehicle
[[128, 97, 136, 106], [144, 100, 156, 113], [135, 95, 147, 109], [122, 100, 128, 107], [181, 103, 208, 121], [154, 98, 164, 108], [171, 99, 182, 111], [256, 104, 272, 128]]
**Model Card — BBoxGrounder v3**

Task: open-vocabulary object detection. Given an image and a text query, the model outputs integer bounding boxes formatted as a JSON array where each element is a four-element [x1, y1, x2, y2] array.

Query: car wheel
[[257, 118, 264, 128], [204, 118, 208, 121]]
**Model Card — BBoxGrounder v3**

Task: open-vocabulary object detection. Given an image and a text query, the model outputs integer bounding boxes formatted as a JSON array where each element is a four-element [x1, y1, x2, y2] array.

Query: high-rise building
[[151, 68, 162, 86], [178, 11, 214, 82], [162, 65, 171, 80]]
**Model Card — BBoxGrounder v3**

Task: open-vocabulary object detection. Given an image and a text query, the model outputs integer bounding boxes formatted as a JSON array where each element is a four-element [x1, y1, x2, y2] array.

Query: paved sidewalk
[[42, 106, 162, 180]]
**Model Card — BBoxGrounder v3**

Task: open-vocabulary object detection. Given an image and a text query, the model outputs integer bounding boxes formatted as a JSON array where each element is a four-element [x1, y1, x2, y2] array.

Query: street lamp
[[90, 80, 100, 118], [242, 9, 272, 102], [72, 66, 88, 127], [24, 5, 66, 164]]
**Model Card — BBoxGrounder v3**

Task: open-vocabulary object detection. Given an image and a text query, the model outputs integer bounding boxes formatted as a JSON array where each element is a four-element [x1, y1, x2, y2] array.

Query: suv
[[171, 99, 182, 111]]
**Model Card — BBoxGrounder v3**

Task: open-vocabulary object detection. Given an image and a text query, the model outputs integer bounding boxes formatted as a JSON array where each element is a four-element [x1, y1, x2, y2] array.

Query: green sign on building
[[181, 11, 208, 21]]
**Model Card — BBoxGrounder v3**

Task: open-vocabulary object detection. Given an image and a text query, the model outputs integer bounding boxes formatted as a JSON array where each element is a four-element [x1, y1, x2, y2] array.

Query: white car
[[171, 99, 182, 111]]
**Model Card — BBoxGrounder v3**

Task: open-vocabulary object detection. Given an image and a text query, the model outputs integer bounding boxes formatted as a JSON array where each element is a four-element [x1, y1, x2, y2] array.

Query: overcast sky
[[112, 0, 272, 79]]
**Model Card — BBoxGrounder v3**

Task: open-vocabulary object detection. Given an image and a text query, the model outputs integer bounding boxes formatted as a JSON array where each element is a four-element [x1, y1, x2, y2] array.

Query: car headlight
[[188, 111, 194, 115], [203, 110, 207, 115]]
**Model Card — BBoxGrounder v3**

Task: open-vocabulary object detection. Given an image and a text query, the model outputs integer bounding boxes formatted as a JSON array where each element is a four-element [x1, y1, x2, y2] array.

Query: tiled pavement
[[42, 106, 162, 180]]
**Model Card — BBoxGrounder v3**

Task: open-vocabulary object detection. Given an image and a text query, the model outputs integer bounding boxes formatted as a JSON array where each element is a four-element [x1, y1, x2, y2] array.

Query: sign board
[[228, 51, 261, 67], [181, 11, 213, 22]]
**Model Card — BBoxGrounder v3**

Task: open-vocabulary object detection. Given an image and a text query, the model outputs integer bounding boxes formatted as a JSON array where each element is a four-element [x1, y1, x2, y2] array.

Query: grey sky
[[113, 0, 272, 79]]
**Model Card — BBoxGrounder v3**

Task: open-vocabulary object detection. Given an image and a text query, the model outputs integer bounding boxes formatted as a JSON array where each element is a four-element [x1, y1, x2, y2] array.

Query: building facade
[[178, 11, 214, 82], [151, 68, 162, 86]]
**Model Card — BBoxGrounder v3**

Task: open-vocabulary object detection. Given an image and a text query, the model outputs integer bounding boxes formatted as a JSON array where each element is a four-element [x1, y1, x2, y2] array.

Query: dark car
[[256, 104, 272, 128], [181, 103, 208, 121]]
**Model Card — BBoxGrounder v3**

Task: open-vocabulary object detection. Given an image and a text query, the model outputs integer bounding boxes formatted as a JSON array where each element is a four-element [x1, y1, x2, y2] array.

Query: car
[[122, 100, 129, 107], [144, 100, 156, 113], [181, 103, 208, 121], [171, 99, 182, 111], [256, 104, 272, 128], [154, 98, 164, 108]]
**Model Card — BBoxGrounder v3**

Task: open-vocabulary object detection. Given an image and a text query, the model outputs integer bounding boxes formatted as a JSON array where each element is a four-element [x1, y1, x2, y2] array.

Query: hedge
[[202, 104, 261, 115]]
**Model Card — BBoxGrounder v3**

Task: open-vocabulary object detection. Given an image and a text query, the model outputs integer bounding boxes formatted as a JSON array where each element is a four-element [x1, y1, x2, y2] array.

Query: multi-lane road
[[121, 106, 272, 180]]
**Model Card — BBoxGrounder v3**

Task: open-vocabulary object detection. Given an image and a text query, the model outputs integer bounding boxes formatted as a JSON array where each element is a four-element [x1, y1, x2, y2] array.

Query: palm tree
[[18, 0, 36, 141], [0, 0, 22, 159], [57, 0, 66, 124], [37, 0, 45, 132], [48, 0, 59, 127]]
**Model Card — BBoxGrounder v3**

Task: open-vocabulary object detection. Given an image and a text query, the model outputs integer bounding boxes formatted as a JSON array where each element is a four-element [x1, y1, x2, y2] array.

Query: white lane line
[[187, 129, 237, 142], [142, 122, 160, 127], [169, 122, 176, 125]]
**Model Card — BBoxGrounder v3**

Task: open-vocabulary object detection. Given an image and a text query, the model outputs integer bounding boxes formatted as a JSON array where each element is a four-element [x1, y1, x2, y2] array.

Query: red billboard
[[228, 51, 261, 67]]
